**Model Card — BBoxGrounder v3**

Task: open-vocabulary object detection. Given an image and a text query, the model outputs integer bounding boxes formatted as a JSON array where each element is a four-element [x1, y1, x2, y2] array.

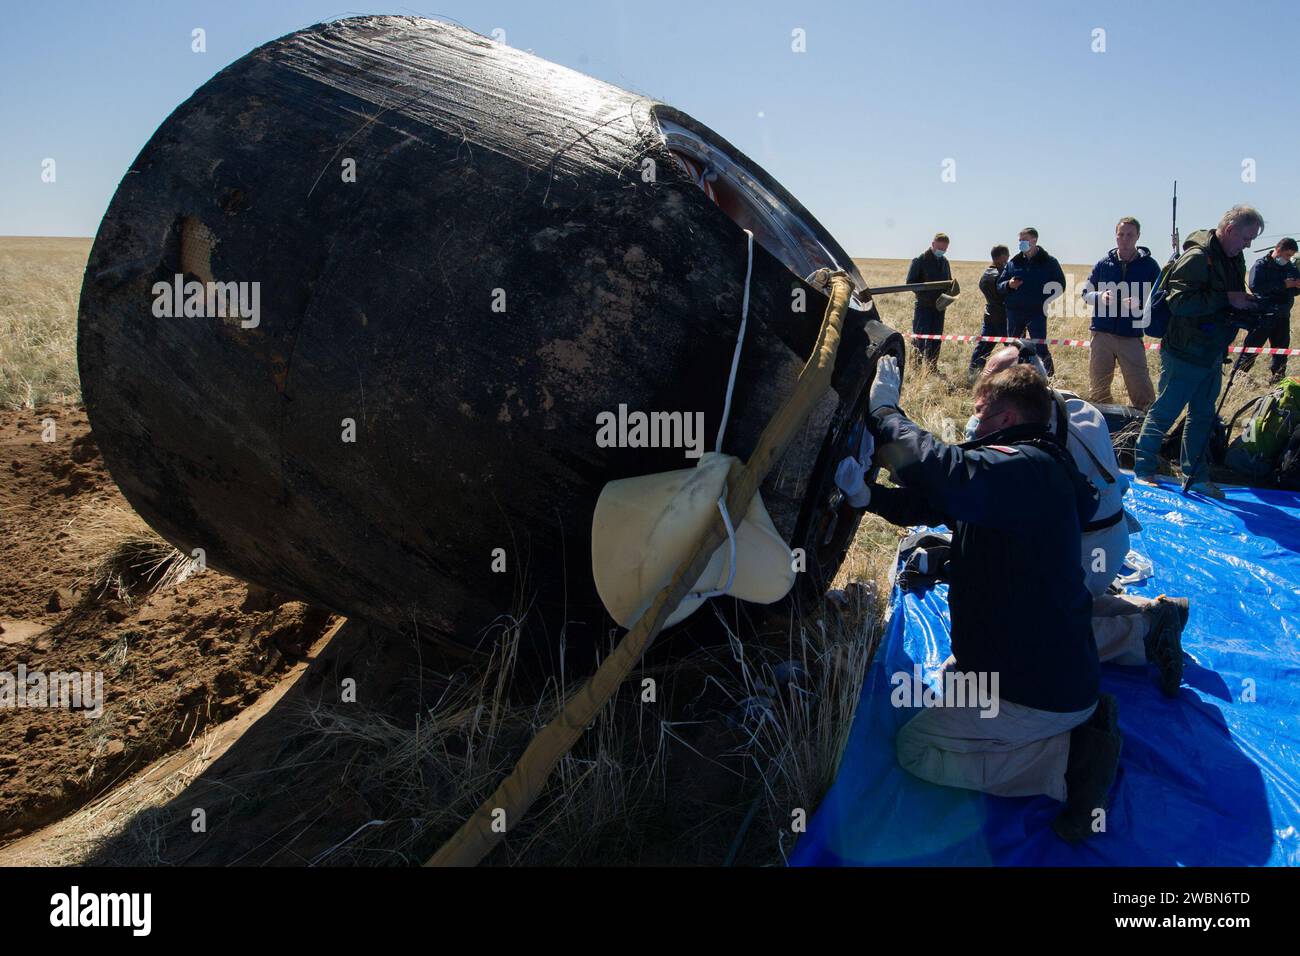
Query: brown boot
[[1143, 596, 1188, 697], [1052, 694, 1122, 844]]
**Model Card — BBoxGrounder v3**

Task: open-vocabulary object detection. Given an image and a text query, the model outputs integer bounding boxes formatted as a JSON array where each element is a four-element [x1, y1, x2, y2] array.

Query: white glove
[[834, 456, 871, 508], [869, 356, 901, 413], [858, 427, 875, 465]]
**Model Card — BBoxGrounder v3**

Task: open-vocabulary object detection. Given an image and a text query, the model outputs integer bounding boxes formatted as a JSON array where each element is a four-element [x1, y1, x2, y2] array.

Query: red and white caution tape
[[908, 333, 1300, 356]]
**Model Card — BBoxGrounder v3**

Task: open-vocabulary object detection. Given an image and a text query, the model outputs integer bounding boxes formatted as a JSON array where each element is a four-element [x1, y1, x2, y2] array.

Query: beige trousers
[[1092, 593, 1151, 665], [896, 681, 1096, 802], [1082, 521, 1130, 598], [900, 591, 1147, 801], [1090, 331, 1155, 409], [1082, 521, 1152, 665]]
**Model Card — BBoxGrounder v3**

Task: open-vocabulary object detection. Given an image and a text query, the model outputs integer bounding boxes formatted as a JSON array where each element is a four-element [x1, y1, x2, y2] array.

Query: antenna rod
[[1171, 180, 1179, 255]]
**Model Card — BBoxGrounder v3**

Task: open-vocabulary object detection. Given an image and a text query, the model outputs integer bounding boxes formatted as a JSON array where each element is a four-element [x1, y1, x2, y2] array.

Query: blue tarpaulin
[[791, 479, 1300, 866]]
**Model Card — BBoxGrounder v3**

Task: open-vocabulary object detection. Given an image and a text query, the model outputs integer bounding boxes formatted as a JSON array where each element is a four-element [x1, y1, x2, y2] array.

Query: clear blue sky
[[2, 0, 1296, 263]]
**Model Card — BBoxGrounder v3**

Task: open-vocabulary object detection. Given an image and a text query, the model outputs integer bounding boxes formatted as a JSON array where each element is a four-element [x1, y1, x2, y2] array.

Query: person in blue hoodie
[[998, 227, 1067, 376], [1081, 217, 1161, 408]]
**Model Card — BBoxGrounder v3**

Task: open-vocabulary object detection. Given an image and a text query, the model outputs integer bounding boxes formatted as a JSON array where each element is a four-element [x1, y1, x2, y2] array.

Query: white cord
[[688, 230, 754, 603], [715, 229, 754, 455], [688, 493, 738, 600]]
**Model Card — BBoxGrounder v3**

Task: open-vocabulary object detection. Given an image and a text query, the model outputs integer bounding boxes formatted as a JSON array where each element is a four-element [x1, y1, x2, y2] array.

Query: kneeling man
[[840, 357, 1121, 841], [980, 344, 1188, 697]]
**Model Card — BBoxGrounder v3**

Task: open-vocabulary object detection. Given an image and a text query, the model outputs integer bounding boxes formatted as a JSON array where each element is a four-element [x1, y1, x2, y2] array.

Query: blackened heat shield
[[77, 15, 900, 654]]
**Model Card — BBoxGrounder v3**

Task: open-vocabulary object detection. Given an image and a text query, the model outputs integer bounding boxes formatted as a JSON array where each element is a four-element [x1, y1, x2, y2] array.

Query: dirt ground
[[1, 403, 867, 866], [0, 404, 338, 840]]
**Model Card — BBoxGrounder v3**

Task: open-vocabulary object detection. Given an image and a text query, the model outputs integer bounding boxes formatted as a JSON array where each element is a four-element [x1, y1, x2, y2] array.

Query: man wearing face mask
[[1134, 205, 1266, 496], [1237, 238, 1300, 381], [906, 232, 953, 368], [833, 356, 1123, 843], [977, 345, 1189, 698], [998, 227, 1067, 376]]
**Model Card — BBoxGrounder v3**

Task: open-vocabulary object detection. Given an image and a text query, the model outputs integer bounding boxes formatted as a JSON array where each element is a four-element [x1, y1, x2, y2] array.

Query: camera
[[1226, 300, 1283, 332]]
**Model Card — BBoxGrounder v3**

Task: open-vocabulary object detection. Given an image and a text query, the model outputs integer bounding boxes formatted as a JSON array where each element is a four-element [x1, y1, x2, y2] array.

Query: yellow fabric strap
[[426, 271, 854, 867]]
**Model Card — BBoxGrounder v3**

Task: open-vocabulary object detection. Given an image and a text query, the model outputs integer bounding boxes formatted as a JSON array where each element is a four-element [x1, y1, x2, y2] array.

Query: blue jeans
[[1134, 350, 1223, 482], [1006, 310, 1054, 376]]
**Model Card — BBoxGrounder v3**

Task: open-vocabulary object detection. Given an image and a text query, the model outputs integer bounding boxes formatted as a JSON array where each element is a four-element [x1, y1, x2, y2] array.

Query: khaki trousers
[[1090, 332, 1155, 409], [896, 679, 1096, 802], [1092, 593, 1151, 666], [1081, 521, 1152, 665], [1082, 520, 1130, 598]]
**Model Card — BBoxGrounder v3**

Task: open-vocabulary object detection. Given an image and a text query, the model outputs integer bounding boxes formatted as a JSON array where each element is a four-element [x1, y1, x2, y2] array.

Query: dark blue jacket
[[998, 246, 1067, 321], [1086, 246, 1163, 337], [1248, 253, 1300, 318], [866, 409, 1101, 713], [906, 249, 952, 311]]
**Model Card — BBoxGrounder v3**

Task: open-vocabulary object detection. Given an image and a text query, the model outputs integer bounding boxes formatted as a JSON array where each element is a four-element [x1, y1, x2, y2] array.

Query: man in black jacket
[[998, 227, 1068, 376], [1238, 238, 1299, 380], [968, 244, 1011, 381], [841, 358, 1122, 842], [906, 232, 953, 368]]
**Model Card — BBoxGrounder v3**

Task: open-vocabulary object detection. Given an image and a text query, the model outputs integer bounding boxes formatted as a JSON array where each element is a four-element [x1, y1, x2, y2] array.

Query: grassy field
[[0, 236, 89, 409]]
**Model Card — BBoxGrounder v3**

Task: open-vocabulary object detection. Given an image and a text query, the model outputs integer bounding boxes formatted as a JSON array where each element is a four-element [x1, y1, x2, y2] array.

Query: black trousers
[[1237, 310, 1292, 378], [1005, 310, 1055, 376], [912, 305, 944, 366], [969, 310, 1009, 373]]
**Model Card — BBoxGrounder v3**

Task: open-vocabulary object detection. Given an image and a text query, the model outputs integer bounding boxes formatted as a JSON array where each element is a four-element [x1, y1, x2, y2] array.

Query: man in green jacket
[[1134, 205, 1265, 497]]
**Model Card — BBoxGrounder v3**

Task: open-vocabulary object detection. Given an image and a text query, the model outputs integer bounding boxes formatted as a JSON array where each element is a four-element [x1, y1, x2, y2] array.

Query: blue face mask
[[964, 414, 981, 441], [1018, 240, 1032, 253], [1276, 256, 1290, 267], [933, 248, 946, 259]]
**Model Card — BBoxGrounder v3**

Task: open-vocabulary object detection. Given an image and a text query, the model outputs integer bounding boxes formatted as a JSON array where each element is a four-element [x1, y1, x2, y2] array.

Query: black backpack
[[1143, 258, 1176, 338], [1144, 244, 1215, 339], [1161, 414, 1229, 466], [1276, 425, 1300, 491]]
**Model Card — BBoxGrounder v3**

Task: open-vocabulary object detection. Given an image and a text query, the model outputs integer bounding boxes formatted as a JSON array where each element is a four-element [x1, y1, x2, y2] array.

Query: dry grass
[[64, 500, 192, 602], [0, 237, 89, 409], [71, 596, 877, 867], [286, 594, 877, 866], [0, 733, 221, 867]]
